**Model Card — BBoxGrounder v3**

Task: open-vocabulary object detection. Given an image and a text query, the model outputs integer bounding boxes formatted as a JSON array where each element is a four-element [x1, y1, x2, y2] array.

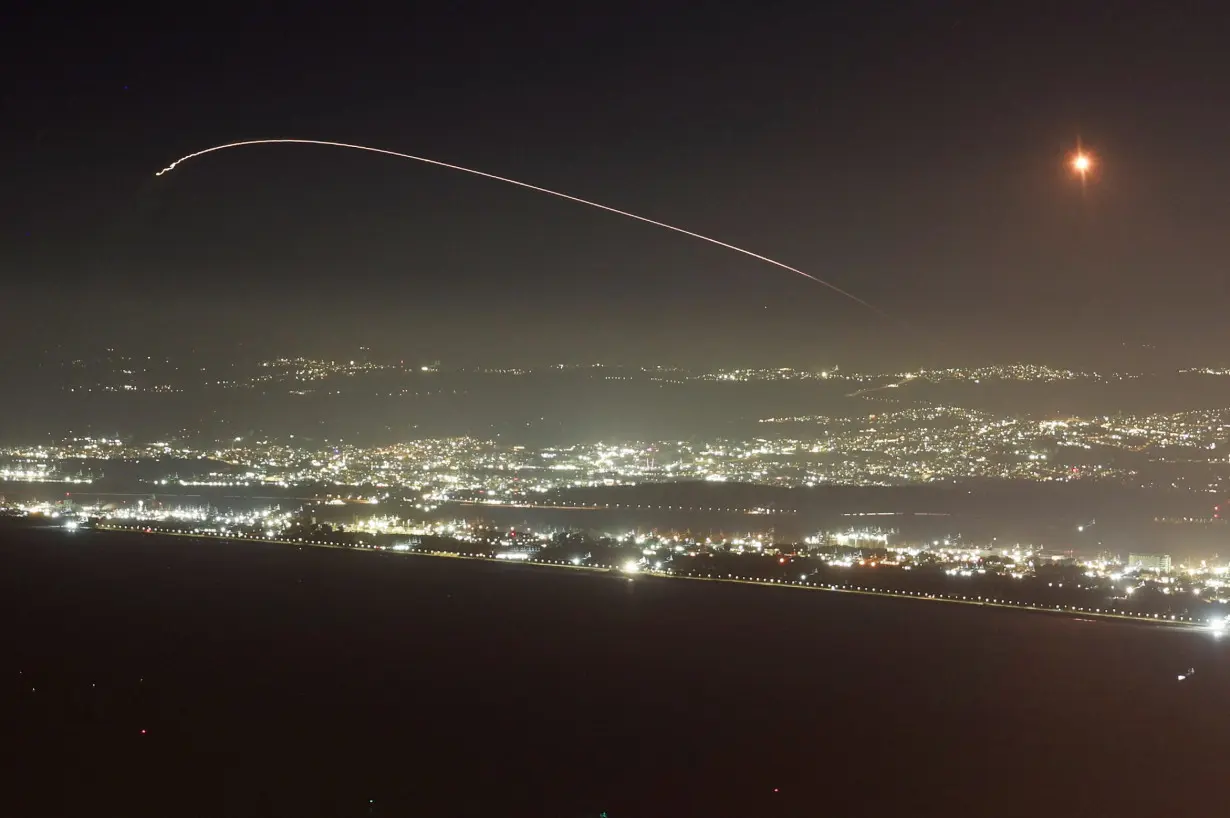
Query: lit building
[[1128, 553, 1172, 572]]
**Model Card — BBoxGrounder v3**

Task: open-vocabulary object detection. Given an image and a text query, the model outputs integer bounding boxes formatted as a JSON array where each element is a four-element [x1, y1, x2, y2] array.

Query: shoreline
[[82, 523, 1210, 632]]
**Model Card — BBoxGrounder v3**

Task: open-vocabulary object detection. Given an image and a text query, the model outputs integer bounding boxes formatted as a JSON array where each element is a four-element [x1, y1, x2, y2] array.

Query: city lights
[[8, 483, 1220, 633], [7, 354, 1230, 637], [17, 360, 1230, 497]]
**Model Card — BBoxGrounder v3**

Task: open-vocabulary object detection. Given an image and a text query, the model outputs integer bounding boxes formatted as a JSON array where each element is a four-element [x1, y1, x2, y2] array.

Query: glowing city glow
[[154, 140, 888, 317]]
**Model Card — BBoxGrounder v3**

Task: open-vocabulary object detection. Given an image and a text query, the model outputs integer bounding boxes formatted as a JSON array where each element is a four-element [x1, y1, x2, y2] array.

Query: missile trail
[[156, 139, 888, 318]]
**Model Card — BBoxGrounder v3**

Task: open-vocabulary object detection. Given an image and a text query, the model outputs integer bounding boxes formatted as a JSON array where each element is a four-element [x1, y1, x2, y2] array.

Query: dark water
[[3, 527, 1228, 817]]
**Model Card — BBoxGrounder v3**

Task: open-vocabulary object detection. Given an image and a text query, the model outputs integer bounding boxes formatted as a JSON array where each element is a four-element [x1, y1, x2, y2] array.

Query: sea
[[3, 524, 1228, 817]]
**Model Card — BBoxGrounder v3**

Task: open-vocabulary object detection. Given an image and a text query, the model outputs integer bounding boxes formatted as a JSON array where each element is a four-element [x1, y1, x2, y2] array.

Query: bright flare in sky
[[1069, 145, 1095, 181]]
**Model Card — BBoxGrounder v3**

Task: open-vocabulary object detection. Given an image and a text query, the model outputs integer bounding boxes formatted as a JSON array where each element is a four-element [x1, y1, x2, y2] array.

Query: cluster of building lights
[[10, 358, 1230, 499]]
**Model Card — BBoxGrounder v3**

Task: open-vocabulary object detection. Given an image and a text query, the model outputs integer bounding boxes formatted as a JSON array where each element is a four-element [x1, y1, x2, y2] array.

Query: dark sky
[[4, 2, 1230, 367]]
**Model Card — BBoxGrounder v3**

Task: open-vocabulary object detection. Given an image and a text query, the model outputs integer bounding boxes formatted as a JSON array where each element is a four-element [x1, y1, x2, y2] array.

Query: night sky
[[5, 2, 1230, 366]]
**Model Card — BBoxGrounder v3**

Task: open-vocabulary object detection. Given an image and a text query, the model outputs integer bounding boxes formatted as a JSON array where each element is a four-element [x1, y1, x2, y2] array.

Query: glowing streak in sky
[[156, 139, 888, 318]]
